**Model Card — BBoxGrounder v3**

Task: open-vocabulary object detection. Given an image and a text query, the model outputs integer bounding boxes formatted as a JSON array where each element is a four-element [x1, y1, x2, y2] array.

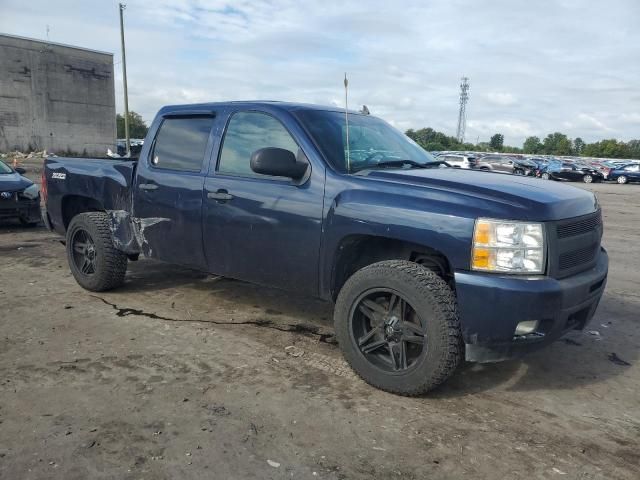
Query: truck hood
[[0, 172, 33, 192], [362, 167, 598, 221]]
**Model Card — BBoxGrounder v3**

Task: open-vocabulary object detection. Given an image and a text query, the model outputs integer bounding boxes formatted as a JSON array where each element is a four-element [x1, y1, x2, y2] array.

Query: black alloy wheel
[[71, 229, 98, 276], [65, 212, 127, 291], [334, 260, 462, 395], [351, 289, 426, 372]]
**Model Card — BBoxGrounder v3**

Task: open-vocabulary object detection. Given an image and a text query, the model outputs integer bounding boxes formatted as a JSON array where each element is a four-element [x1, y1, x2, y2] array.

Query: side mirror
[[250, 147, 307, 179], [15, 167, 26, 175]]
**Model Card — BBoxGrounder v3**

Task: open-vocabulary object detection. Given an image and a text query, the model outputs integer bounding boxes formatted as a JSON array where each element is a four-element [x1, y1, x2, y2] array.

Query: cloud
[[621, 113, 640, 124], [467, 120, 535, 142], [563, 113, 612, 133], [0, 0, 638, 146], [485, 92, 517, 106]]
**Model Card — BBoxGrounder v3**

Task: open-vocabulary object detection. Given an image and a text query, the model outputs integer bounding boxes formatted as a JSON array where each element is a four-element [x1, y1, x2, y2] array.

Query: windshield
[[0, 161, 14, 174], [295, 110, 438, 173]]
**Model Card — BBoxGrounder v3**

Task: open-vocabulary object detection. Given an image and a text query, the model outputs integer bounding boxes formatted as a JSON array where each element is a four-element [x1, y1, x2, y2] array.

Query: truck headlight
[[21, 183, 40, 200], [471, 218, 545, 274]]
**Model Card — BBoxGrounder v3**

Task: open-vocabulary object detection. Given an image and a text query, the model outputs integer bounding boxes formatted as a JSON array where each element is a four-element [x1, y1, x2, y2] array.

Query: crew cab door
[[132, 114, 216, 269], [202, 110, 324, 295]]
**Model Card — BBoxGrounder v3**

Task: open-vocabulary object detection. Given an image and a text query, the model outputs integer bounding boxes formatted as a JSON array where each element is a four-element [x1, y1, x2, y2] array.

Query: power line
[[456, 76, 469, 143]]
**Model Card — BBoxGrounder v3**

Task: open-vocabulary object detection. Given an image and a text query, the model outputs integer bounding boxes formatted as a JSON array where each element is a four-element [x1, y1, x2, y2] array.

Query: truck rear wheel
[[334, 260, 462, 395], [66, 212, 127, 292]]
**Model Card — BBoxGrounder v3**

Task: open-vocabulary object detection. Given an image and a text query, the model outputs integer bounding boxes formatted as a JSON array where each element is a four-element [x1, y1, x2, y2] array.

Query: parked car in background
[[588, 161, 614, 179], [608, 163, 640, 184], [474, 155, 536, 175], [0, 160, 40, 226], [532, 158, 558, 178], [438, 153, 475, 169], [116, 139, 145, 157], [540, 161, 604, 183]]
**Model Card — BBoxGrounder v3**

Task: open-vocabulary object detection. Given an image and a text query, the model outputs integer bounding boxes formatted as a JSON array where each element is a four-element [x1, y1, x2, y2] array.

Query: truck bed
[[43, 156, 138, 237]]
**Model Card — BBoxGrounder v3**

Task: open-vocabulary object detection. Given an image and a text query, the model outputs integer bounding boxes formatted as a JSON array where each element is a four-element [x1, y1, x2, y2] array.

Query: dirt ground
[[1, 161, 638, 479]]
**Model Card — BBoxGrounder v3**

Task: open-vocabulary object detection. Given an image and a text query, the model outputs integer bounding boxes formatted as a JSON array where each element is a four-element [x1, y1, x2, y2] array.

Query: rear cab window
[[151, 117, 215, 172]]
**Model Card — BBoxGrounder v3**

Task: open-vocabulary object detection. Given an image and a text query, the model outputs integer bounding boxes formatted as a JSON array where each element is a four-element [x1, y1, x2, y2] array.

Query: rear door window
[[151, 117, 214, 172]]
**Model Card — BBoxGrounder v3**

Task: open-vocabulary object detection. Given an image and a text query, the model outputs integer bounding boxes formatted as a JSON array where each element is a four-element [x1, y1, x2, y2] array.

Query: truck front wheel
[[334, 260, 462, 395], [66, 212, 127, 292]]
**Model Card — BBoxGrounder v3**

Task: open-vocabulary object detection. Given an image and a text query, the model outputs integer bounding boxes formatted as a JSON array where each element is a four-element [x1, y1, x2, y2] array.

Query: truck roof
[[157, 100, 366, 116]]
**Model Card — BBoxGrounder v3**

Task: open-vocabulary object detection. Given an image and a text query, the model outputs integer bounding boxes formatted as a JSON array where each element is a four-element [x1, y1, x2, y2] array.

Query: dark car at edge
[[0, 160, 41, 226], [607, 163, 640, 184], [540, 160, 604, 183]]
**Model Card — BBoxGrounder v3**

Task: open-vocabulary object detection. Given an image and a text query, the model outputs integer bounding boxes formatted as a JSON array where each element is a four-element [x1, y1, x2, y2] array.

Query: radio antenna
[[344, 73, 350, 172]]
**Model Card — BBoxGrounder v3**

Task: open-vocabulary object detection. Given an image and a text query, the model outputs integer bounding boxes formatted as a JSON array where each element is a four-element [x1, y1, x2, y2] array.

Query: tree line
[[116, 112, 149, 139], [406, 127, 640, 159]]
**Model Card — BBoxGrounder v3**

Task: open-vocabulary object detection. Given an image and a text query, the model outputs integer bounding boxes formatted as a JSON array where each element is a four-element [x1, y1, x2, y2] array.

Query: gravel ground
[[1, 162, 638, 479]]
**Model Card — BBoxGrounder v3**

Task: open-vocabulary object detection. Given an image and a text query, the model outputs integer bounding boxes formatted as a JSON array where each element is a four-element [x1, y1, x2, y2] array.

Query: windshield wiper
[[374, 159, 428, 169], [353, 159, 448, 174]]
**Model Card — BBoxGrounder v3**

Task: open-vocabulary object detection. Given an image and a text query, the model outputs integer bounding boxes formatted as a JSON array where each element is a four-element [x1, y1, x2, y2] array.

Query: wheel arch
[[61, 195, 106, 230], [328, 234, 454, 302]]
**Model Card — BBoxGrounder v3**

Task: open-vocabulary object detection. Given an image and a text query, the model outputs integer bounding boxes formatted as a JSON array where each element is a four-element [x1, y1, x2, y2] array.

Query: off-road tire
[[334, 260, 462, 395], [617, 175, 628, 184], [66, 212, 127, 291]]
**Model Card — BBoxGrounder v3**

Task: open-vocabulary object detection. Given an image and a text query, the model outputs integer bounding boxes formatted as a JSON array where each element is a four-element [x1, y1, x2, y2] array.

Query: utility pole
[[344, 73, 350, 172], [456, 76, 469, 143], [119, 3, 131, 156]]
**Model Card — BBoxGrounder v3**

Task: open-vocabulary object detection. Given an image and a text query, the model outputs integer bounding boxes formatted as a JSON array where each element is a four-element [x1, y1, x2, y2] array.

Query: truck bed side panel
[[44, 157, 136, 236]]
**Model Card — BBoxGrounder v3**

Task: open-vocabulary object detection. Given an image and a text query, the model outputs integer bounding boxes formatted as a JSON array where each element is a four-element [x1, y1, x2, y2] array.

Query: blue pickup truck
[[42, 101, 608, 395]]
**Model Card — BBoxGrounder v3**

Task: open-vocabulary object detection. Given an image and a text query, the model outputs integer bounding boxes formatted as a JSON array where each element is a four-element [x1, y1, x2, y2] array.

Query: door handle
[[139, 183, 158, 191], [207, 189, 234, 202]]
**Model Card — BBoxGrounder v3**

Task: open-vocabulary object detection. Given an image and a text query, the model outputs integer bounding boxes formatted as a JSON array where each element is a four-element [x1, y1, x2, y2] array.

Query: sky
[[1, 0, 639, 146]]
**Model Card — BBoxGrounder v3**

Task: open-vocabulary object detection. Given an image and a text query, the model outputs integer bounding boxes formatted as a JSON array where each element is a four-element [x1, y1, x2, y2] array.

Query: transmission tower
[[456, 76, 470, 143]]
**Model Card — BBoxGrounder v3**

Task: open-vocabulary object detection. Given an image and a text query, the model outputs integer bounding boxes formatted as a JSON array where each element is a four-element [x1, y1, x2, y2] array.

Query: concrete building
[[0, 33, 115, 155]]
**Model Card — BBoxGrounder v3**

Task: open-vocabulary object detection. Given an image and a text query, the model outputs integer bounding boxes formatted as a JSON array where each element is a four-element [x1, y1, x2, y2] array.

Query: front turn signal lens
[[473, 221, 491, 245], [471, 248, 492, 269]]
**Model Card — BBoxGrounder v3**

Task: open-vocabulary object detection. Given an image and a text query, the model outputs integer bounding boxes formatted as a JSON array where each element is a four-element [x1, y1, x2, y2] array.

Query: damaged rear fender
[[107, 210, 169, 256]]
